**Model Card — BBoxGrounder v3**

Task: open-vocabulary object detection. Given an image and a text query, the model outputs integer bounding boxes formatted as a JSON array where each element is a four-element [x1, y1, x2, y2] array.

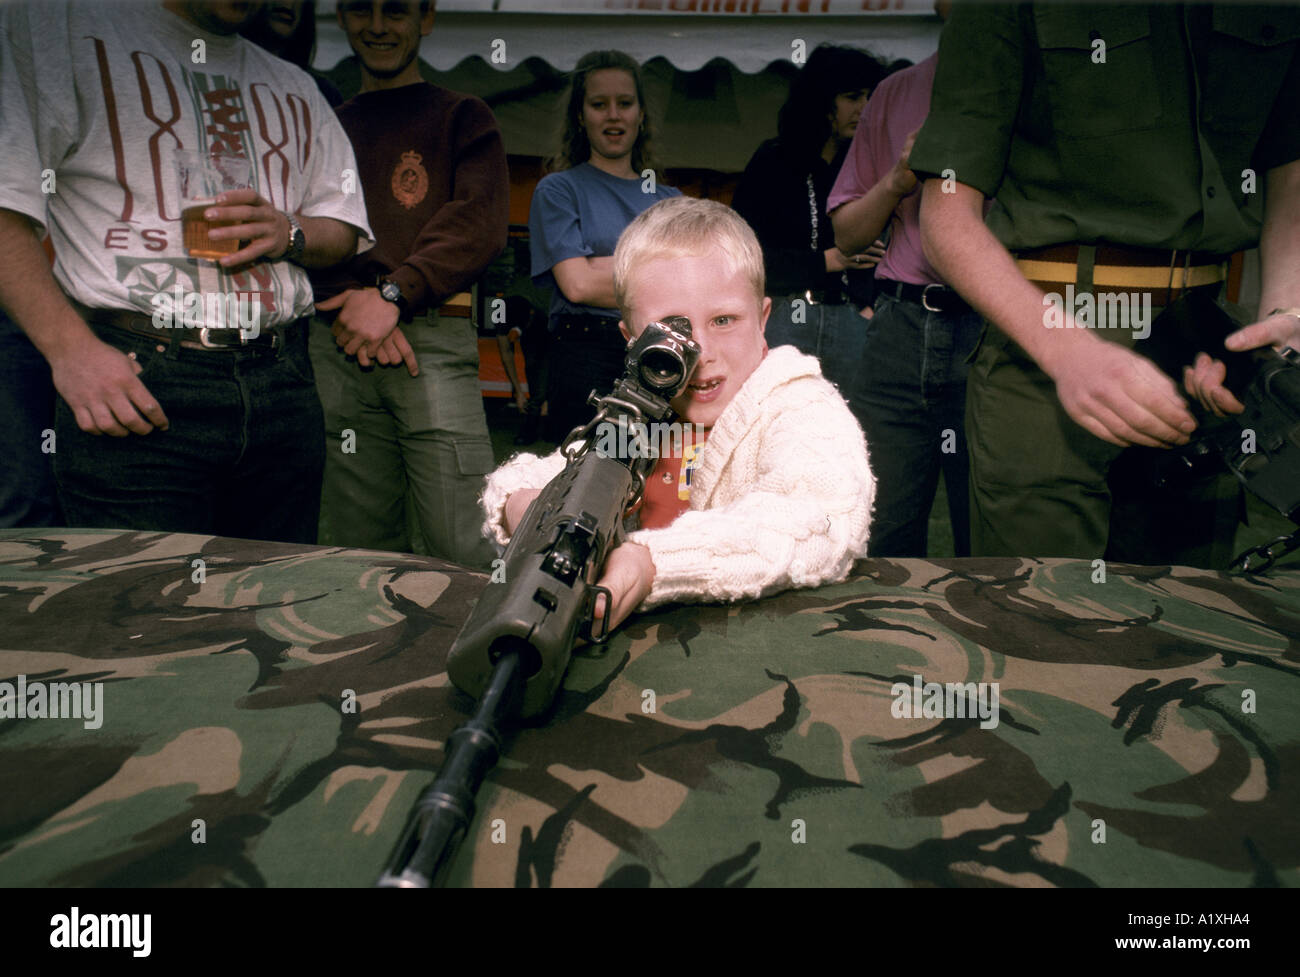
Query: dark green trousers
[[966, 315, 1241, 569], [309, 310, 497, 570]]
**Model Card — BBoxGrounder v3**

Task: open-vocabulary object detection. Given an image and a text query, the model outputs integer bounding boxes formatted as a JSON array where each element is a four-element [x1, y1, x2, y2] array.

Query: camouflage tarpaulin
[[1, 529, 1297, 887]]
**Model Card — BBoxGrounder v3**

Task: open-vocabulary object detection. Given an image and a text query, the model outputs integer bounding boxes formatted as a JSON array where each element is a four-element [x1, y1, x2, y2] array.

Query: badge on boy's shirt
[[635, 429, 709, 530], [679, 442, 703, 501]]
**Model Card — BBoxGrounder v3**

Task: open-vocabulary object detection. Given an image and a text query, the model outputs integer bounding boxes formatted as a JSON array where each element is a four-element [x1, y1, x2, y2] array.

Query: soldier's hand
[[1183, 311, 1300, 417], [1047, 333, 1196, 448], [593, 542, 656, 632], [48, 335, 169, 437]]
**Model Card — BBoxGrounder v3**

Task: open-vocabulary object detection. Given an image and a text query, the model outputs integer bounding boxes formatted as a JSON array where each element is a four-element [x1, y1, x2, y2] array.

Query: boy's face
[[620, 252, 769, 428]]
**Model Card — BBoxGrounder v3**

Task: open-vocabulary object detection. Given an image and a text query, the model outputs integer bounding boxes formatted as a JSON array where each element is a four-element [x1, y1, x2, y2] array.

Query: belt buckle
[[197, 326, 245, 349], [921, 284, 945, 313], [197, 326, 278, 350]]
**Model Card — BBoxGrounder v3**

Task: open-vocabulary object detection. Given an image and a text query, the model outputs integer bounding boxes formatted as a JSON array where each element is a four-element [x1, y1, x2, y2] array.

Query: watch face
[[381, 282, 402, 304]]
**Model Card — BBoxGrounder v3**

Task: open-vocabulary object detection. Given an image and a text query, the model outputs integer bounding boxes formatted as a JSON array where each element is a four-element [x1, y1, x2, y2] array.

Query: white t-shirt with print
[[0, 1, 373, 330]]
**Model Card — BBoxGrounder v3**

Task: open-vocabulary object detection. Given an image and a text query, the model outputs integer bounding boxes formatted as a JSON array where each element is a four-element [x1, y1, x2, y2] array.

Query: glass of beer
[[176, 150, 254, 260]]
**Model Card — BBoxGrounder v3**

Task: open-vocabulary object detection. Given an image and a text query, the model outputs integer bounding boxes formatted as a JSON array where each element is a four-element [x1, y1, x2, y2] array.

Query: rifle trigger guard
[[582, 585, 614, 644]]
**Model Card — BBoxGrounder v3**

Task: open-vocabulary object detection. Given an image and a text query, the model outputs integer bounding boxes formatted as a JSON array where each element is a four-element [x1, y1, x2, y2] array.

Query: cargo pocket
[[454, 438, 496, 477]]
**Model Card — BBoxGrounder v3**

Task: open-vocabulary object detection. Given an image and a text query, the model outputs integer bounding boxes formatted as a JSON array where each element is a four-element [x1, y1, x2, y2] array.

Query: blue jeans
[[764, 294, 865, 396], [0, 311, 62, 527], [850, 293, 983, 557], [53, 323, 325, 543]]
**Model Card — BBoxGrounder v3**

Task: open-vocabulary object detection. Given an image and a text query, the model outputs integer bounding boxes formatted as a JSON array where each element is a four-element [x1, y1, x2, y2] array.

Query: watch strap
[[282, 212, 305, 264]]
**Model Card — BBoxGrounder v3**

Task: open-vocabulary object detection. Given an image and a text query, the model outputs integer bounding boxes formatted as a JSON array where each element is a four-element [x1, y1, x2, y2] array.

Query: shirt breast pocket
[[1035, 5, 1163, 138]]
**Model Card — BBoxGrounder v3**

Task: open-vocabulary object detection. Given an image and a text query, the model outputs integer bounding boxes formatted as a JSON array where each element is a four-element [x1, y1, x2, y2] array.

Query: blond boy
[[482, 196, 874, 628]]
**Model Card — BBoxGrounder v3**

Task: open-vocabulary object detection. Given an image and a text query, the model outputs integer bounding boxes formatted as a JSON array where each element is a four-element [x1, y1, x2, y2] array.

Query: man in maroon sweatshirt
[[311, 0, 508, 568]]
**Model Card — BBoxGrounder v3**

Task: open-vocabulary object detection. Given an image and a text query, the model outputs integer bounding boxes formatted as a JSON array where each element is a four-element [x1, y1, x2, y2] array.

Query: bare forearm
[[920, 179, 1092, 376], [496, 334, 522, 389], [0, 209, 94, 358], [832, 183, 905, 255], [1258, 160, 1300, 317], [297, 215, 357, 269], [553, 256, 617, 309]]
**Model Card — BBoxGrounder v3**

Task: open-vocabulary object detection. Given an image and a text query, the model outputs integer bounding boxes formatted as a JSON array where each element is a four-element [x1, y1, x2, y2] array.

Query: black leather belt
[[74, 302, 288, 351], [877, 278, 972, 316]]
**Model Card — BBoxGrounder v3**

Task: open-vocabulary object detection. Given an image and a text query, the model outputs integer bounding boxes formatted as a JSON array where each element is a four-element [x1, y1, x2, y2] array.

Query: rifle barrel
[[375, 649, 526, 887]]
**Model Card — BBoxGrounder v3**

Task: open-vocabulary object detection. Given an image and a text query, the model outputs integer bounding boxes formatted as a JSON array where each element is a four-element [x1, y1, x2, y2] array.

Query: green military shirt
[[908, 3, 1300, 255]]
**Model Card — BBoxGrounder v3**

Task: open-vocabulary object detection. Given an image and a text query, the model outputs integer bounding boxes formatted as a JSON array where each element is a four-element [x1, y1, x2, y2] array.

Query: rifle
[[376, 316, 701, 887], [1138, 291, 1300, 571]]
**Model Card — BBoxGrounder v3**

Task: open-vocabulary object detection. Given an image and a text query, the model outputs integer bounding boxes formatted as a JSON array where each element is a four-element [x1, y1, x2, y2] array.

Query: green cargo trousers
[[309, 310, 497, 570], [965, 303, 1241, 569]]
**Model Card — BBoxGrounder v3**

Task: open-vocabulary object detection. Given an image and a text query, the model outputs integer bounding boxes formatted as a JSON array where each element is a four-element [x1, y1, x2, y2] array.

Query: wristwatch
[[378, 278, 409, 317], [280, 212, 306, 264]]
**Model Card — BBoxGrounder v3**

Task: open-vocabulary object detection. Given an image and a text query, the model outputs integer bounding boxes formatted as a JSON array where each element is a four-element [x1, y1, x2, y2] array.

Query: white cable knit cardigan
[[480, 345, 875, 610]]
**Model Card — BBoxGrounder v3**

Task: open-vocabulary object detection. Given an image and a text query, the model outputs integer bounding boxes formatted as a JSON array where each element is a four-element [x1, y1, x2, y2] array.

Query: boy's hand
[[503, 488, 542, 536], [593, 542, 655, 632]]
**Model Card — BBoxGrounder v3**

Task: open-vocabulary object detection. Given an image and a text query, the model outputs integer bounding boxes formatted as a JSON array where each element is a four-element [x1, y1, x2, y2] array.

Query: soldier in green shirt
[[908, 2, 1300, 567]]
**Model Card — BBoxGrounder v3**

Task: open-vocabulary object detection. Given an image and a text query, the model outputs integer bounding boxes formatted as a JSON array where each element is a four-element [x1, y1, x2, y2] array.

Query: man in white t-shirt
[[0, 0, 374, 543]]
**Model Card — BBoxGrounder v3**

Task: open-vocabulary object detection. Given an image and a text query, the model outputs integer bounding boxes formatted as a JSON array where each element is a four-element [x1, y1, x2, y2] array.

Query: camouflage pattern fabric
[[1, 529, 1297, 888]]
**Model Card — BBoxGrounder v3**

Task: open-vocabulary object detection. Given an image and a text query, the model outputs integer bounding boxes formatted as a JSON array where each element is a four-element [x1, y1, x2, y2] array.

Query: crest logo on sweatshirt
[[391, 151, 428, 210]]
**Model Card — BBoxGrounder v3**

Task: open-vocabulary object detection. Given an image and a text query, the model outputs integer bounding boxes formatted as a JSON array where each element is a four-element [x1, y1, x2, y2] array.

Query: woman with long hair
[[527, 50, 681, 441], [731, 44, 887, 395]]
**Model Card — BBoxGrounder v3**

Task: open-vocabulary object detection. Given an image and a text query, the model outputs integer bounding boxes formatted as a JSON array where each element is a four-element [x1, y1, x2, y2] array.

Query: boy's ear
[[618, 320, 633, 343], [759, 296, 772, 335]]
